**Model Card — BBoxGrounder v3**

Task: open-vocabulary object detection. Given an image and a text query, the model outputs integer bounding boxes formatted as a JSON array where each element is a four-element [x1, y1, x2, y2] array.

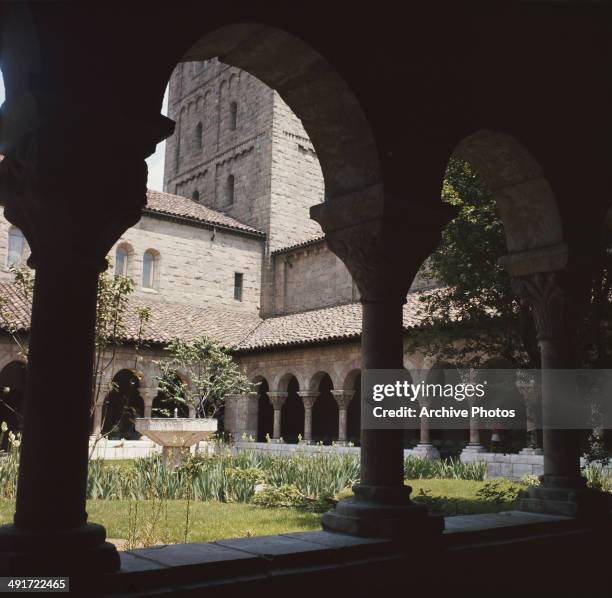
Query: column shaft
[[15, 265, 98, 530], [360, 299, 405, 487]]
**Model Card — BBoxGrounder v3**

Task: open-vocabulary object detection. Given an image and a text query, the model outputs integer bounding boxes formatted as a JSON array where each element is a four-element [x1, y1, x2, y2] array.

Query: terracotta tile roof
[[236, 292, 431, 351], [0, 280, 261, 348], [145, 189, 264, 237], [122, 294, 262, 347], [0, 278, 443, 353], [271, 234, 326, 255], [0, 281, 31, 333]]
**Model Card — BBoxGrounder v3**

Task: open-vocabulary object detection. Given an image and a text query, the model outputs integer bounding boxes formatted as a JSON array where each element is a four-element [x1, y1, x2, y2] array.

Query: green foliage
[[583, 465, 612, 493], [0, 423, 19, 499], [476, 478, 525, 503], [403, 456, 487, 481], [409, 158, 533, 368], [156, 336, 253, 418]]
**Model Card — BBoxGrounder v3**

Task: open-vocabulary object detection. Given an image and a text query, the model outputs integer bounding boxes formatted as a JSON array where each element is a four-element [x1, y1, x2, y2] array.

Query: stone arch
[[114, 241, 134, 278], [252, 375, 273, 442], [0, 360, 26, 449], [178, 23, 381, 199], [453, 130, 564, 264], [310, 371, 337, 444], [101, 369, 144, 440], [278, 374, 302, 443]]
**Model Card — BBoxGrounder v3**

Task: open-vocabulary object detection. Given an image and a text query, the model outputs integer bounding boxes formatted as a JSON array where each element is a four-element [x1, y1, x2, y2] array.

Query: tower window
[[225, 175, 235, 207], [192, 190, 200, 202], [7, 227, 25, 268], [229, 102, 238, 130], [194, 122, 203, 150], [115, 243, 133, 277], [143, 250, 160, 290], [234, 272, 243, 301]]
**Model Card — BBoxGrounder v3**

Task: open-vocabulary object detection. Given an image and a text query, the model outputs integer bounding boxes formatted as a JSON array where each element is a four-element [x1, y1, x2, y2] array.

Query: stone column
[[267, 391, 287, 440], [0, 100, 172, 574], [92, 404, 104, 437], [515, 375, 542, 455], [226, 392, 258, 440], [331, 390, 355, 444], [298, 391, 319, 443], [312, 188, 455, 538], [140, 388, 157, 419], [460, 397, 486, 458], [413, 398, 441, 459], [511, 270, 608, 517]]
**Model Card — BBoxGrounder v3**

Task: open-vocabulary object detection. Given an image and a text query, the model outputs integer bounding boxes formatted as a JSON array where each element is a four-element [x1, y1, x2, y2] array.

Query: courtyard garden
[[1, 431, 611, 549]]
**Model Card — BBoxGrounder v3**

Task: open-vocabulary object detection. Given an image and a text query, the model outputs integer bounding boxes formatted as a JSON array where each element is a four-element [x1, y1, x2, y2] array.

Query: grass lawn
[[336, 478, 514, 516], [0, 478, 512, 548], [0, 499, 321, 546]]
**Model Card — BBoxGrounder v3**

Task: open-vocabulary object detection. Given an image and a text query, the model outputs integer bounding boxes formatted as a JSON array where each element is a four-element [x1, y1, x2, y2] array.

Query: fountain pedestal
[[135, 418, 217, 467]]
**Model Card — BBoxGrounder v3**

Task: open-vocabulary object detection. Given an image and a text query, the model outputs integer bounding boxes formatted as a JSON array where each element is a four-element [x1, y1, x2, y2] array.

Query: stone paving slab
[[444, 510, 571, 534], [214, 534, 337, 567]]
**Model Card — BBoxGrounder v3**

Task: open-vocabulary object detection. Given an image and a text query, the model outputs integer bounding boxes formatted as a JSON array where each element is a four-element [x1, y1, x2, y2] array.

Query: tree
[[156, 336, 253, 419], [0, 261, 152, 449], [408, 157, 536, 368], [91, 263, 151, 443]]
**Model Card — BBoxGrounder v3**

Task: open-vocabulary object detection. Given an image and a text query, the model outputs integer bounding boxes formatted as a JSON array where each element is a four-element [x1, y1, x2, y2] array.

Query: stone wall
[[111, 213, 263, 311], [272, 242, 357, 315], [268, 94, 325, 252], [164, 59, 275, 237]]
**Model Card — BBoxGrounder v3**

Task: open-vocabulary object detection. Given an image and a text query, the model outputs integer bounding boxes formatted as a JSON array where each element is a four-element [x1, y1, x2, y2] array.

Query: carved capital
[[297, 391, 320, 409], [311, 186, 456, 302], [0, 106, 174, 271], [512, 272, 564, 341], [331, 390, 355, 410], [267, 391, 288, 410]]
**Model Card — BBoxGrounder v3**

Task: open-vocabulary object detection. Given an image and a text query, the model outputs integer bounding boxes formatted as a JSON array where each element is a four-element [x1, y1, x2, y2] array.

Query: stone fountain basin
[[135, 418, 217, 447]]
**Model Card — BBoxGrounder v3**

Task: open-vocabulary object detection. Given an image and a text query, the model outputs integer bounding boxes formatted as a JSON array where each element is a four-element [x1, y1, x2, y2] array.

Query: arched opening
[[194, 121, 203, 149], [224, 174, 235, 208], [254, 376, 273, 441], [142, 249, 161, 290], [101, 369, 144, 440], [229, 101, 237, 130], [114, 242, 133, 278], [311, 372, 337, 444], [191, 190, 200, 202], [152, 372, 190, 418], [7, 226, 26, 268], [280, 375, 303, 443], [413, 131, 565, 457], [0, 361, 26, 450]]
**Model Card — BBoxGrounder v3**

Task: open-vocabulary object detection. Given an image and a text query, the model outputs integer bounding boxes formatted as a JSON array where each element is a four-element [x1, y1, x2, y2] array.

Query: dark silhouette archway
[[102, 369, 144, 440], [281, 376, 303, 443]]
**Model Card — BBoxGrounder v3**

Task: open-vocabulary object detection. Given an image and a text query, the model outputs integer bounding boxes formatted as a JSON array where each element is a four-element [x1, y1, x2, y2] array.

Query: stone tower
[[163, 59, 324, 255]]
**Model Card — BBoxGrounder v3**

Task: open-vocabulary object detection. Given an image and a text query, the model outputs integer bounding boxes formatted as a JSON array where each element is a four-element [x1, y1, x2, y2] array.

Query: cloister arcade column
[[298, 390, 319, 443], [267, 391, 287, 440], [505, 254, 609, 517], [312, 188, 455, 538], [515, 376, 542, 455], [0, 103, 171, 574], [141, 387, 158, 419], [331, 390, 355, 444]]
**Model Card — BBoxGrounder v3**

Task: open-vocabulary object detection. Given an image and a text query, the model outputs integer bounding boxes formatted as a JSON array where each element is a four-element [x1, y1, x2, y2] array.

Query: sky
[[0, 69, 168, 191]]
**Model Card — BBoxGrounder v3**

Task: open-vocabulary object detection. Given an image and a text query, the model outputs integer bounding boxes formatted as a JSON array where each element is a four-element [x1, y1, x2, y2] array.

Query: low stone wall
[[459, 451, 544, 480], [88, 439, 162, 460]]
